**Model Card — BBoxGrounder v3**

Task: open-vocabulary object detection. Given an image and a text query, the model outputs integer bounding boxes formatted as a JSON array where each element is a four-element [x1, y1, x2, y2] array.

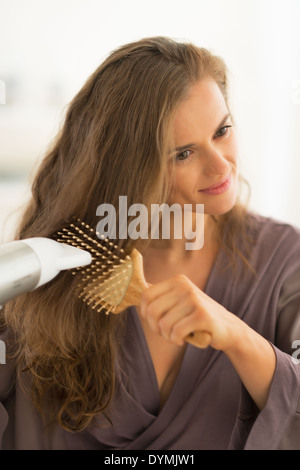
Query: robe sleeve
[[228, 268, 300, 450]]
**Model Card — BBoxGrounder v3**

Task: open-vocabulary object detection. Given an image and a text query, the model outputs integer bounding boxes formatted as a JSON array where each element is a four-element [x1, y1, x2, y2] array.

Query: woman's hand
[[140, 273, 276, 410], [140, 273, 239, 352]]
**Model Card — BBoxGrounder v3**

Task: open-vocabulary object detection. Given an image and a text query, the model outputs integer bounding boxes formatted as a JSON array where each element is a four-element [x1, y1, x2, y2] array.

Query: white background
[[0, 0, 300, 241]]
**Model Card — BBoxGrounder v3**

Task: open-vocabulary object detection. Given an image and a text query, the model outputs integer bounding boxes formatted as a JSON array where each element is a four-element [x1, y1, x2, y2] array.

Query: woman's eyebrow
[[173, 142, 197, 153], [215, 112, 231, 133], [170, 112, 232, 154]]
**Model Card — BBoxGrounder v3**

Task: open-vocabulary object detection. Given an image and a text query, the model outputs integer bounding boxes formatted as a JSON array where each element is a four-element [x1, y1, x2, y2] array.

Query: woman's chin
[[204, 194, 237, 216]]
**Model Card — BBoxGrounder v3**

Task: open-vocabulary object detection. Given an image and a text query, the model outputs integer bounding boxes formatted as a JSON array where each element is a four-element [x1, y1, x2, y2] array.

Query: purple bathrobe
[[1, 213, 300, 449]]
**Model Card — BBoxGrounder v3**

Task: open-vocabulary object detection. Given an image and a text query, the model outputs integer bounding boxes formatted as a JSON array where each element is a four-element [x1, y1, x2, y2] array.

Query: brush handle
[[126, 249, 211, 350], [184, 330, 211, 349]]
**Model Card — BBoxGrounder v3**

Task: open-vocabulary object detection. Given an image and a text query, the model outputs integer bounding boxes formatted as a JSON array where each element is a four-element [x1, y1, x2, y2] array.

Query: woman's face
[[168, 78, 239, 216]]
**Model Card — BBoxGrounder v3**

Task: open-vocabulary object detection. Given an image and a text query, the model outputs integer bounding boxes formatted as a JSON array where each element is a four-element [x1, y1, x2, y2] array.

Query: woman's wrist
[[221, 312, 253, 355]]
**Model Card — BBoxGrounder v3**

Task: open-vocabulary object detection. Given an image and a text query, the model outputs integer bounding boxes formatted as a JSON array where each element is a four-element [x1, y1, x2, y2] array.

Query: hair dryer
[[0, 238, 92, 307]]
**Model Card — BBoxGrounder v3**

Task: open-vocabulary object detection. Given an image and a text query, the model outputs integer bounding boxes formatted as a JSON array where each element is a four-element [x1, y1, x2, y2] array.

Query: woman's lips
[[198, 173, 231, 195]]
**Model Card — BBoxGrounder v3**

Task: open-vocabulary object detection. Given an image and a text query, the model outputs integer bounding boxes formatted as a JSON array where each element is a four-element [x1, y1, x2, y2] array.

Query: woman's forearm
[[223, 316, 276, 410]]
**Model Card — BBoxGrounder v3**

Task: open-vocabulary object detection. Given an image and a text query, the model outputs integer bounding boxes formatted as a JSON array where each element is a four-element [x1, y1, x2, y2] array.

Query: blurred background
[[0, 0, 300, 242]]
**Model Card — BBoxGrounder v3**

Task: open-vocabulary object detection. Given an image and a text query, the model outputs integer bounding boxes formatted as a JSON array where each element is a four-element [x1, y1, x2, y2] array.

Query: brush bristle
[[53, 219, 133, 314]]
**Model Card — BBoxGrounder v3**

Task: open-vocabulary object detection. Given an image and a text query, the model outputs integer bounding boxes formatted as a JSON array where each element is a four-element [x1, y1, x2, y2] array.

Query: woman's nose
[[201, 144, 231, 176]]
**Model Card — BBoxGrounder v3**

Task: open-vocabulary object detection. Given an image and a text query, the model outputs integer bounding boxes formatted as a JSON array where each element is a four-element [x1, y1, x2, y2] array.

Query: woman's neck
[[146, 213, 218, 261]]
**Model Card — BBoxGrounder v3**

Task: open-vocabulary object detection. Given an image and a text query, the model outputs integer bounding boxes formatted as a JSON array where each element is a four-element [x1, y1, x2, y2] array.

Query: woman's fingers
[[140, 274, 191, 321], [140, 274, 211, 345], [141, 288, 187, 334], [158, 299, 196, 343], [141, 275, 182, 310]]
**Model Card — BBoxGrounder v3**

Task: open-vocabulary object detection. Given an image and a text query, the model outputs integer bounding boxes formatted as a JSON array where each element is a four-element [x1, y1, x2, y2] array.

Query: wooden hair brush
[[54, 219, 211, 349]]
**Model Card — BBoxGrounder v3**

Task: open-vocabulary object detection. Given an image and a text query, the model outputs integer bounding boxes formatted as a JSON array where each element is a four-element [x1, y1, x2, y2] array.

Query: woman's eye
[[214, 125, 232, 139], [176, 150, 192, 161]]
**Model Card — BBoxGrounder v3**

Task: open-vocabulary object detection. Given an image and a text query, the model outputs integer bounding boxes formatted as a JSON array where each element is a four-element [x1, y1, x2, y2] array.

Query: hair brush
[[53, 219, 211, 349]]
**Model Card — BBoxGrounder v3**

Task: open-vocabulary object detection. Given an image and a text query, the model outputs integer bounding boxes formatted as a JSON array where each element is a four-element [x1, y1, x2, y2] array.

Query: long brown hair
[[2, 36, 253, 432]]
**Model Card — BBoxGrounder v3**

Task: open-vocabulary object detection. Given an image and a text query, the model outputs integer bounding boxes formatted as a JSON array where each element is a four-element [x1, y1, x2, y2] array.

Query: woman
[[1, 36, 300, 450]]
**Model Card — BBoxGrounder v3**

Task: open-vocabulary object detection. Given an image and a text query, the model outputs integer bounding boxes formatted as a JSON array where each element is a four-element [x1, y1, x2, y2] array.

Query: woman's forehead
[[172, 79, 229, 139]]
